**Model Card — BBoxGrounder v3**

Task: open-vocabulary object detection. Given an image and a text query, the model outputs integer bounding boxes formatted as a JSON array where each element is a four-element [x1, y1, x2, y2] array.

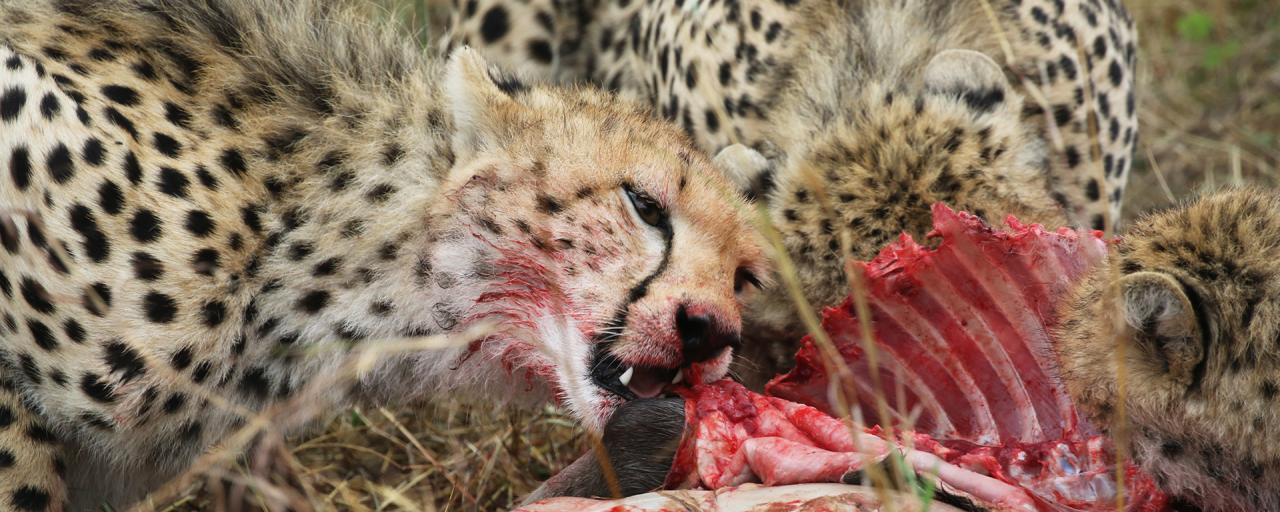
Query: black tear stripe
[[592, 219, 675, 360]]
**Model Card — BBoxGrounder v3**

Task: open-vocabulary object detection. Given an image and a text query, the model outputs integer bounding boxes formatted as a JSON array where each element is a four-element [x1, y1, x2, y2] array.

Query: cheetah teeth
[[671, 370, 684, 385], [618, 367, 634, 387]]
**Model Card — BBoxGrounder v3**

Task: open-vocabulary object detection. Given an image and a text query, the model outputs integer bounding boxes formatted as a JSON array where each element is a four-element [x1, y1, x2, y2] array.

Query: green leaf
[[1176, 11, 1214, 42], [1202, 41, 1241, 70]]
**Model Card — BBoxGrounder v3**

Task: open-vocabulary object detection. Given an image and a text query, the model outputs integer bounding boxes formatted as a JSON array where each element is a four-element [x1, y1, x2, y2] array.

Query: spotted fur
[[1056, 188, 1280, 511], [445, 0, 1139, 382], [0, 0, 766, 508]]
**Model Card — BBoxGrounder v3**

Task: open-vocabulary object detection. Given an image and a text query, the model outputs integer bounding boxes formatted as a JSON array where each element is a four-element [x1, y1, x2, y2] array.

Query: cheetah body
[[0, 0, 764, 509]]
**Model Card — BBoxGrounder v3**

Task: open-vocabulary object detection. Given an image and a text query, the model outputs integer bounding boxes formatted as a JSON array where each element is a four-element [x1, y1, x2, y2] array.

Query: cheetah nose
[[676, 304, 740, 363]]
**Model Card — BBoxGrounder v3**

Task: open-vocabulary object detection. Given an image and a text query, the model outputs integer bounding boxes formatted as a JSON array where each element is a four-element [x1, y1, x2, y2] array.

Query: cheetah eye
[[624, 185, 667, 228], [734, 268, 762, 294]]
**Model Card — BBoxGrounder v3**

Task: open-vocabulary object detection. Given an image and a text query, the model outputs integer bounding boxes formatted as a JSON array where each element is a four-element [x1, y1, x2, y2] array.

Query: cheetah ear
[[713, 144, 773, 201], [444, 46, 527, 161], [923, 49, 1012, 114], [1117, 271, 1206, 387]]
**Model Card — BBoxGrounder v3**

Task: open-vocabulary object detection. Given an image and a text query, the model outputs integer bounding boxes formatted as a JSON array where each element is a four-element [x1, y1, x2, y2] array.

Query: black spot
[[20, 277, 55, 314], [3, 56, 19, 70], [153, 132, 182, 157], [329, 170, 354, 191], [239, 368, 271, 399], [1108, 60, 1124, 87], [123, 150, 142, 184], [240, 206, 262, 232], [38, 92, 59, 119], [537, 195, 563, 214], [82, 137, 106, 167], [366, 184, 396, 203], [958, 87, 1005, 113], [1262, 380, 1278, 400], [370, 300, 394, 316], [19, 354, 41, 384], [80, 373, 116, 403], [156, 167, 189, 197], [0, 450, 13, 468], [69, 204, 110, 262], [63, 319, 85, 343], [142, 291, 178, 323], [378, 242, 398, 261], [93, 181, 125, 217], [162, 393, 185, 413], [704, 109, 720, 133], [46, 142, 75, 183], [27, 319, 58, 351], [25, 423, 57, 444], [104, 340, 146, 381], [10, 486, 51, 511], [297, 290, 330, 313], [202, 301, 226, 327], [1052, 104, 1072, 126], [130, 209, 163, 242], [1086, 179, 1101, 201], [212, 103, 237, 128], [9, 146, 31, 190], [313, 257, 342, 277], [185, 210, 215, 237], [83, 282, 112, 316], [171, 346, 194, 370], [288, 242, 314, 261], [100, 84, 140, 106], [480, 6, 510, 43], [264, 127, 308, 160], [0, 87, 25, 122], [105, 107, 138, 140], [195, 165, 218, 189], [158, 103, 192, 130], [131, 252, 164, 281], [220, 148, 247, 176], [528, 39, 553, 63], [1160, 440, 1183, 458], [192, 248, 220, 275]]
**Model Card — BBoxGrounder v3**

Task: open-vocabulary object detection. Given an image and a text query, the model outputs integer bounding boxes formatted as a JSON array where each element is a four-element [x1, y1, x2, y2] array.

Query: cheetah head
[[1055, 189, 1280, 510], [433, 49, 768, 431]]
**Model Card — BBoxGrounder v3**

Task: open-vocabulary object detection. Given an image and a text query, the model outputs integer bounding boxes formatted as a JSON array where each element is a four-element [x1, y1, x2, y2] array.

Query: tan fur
[[0, 0, 764, 508], [1056, 188, 1280, 511]]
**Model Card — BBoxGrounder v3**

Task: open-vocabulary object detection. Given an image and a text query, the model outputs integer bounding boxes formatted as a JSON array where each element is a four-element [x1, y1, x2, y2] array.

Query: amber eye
[[624, 185, 667, 228], [734, 268, 762, 294]]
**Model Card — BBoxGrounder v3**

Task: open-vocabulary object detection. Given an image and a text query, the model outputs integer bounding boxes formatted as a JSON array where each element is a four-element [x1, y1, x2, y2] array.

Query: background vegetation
[[156, 1, 1279, 510]]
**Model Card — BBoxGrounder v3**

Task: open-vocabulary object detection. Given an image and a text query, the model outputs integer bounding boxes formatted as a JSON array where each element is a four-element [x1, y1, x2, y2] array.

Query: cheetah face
[[441, 49, 767, 430]]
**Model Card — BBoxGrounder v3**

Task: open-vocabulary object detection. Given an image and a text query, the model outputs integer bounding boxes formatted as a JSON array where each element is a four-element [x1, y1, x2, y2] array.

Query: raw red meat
[[523, 205, 1171, 511], [752, 205, 1161, 510]]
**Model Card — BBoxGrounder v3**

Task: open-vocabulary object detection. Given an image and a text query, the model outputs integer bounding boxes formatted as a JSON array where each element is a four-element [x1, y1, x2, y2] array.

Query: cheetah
[[444, 0, 1139, 382], [1056, 188, 1280, 511], [0, 0, 768, 508]]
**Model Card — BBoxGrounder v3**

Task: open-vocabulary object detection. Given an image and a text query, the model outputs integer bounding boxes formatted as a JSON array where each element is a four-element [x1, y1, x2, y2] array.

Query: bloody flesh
[[670, 205, 1167, 511]]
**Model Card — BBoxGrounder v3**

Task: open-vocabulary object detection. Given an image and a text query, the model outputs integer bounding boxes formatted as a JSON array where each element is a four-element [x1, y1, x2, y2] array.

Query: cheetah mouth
[[588, 348, 687, 401]]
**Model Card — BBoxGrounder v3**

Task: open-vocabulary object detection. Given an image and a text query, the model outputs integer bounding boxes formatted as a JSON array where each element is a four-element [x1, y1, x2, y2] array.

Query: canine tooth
[[619, 367, 634, 387], [672, 370, 684, 384]]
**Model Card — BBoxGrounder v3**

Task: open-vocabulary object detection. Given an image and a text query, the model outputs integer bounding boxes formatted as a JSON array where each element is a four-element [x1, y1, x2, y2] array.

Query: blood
[[663, 205, 1168, 511]]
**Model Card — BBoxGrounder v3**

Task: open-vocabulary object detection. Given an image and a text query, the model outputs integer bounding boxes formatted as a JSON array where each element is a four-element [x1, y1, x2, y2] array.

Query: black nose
[[676, 304, 740, 363]]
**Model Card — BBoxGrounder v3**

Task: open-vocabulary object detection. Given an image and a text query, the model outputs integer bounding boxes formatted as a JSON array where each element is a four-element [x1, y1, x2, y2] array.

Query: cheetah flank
[[0, 0, 766, 508]]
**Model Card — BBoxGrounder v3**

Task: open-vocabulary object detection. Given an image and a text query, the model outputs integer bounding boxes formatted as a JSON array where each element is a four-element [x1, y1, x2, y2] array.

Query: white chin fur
[[534, 313, 612, 432]]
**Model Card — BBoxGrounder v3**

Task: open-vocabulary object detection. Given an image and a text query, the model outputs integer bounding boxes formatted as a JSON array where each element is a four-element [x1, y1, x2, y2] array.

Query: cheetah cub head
[[430, 49, 767, 430], [1055, 188, 1280, 511]]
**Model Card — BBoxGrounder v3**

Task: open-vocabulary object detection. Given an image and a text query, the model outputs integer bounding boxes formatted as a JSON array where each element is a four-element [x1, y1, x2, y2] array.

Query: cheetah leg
[[0, 382, 66, 512]]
